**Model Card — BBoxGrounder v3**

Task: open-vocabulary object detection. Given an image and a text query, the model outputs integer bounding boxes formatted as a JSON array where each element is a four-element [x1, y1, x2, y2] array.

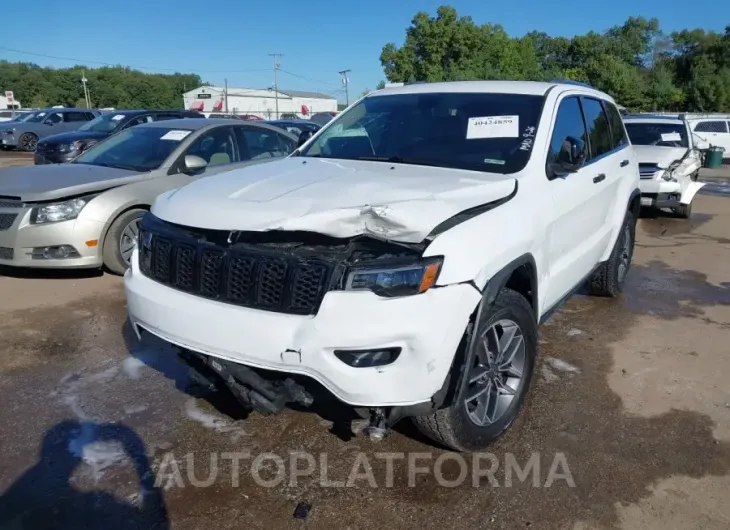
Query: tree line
[[378, 5, 730, 112], [0, 61, 202, 109]]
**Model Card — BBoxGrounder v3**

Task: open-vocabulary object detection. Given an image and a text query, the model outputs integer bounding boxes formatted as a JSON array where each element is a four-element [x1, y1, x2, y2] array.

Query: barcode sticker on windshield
[[466, 115, 519, 139], [112, 114, 125, 121], [160, 130, 191, 141], [661, 132, 681, 142]]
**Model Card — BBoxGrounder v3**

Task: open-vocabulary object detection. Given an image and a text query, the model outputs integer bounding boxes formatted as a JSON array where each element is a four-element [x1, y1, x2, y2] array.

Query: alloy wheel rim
[[464, 318, 526, 427], [119, 218, 141, 266]]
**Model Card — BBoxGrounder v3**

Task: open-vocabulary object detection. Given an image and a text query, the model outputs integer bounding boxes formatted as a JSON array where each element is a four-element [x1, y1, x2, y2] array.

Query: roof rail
[[550, 79, 596, 90]]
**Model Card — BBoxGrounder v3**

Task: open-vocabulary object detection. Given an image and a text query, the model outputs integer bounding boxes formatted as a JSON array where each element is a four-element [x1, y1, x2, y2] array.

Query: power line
[[339, 69, 351, 106], [0, 45, 272, 74], [278, 69, 341, 88], [269, 53, 283, 119]]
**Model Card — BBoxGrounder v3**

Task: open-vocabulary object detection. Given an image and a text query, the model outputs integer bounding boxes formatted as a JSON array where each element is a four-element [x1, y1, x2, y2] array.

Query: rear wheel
[[19, 133, 38, 152], [589, 210, 635, 297], [102, 208, 146, 275], [412, 288, 537, 452]]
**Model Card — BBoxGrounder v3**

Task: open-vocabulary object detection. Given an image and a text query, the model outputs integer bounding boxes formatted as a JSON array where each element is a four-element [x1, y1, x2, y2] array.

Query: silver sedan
[[0, 119, 297, 274]]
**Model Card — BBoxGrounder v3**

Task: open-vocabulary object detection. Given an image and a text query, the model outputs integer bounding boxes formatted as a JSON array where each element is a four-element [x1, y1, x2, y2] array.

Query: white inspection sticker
[[160, 130, 191, 141], [111, 114, 126, 121], [466, 115, 519, 139], [661, 132, 681, 142]]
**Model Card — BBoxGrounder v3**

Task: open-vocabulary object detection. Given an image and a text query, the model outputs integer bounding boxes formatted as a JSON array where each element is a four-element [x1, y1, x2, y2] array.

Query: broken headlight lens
[[345, 257, 443, 297]]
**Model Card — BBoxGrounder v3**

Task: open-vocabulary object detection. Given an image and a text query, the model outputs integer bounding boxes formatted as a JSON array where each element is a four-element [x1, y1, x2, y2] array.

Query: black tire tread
[[675, 202, 692, 218], [413, 288, 536, 452], [589, 211, 635, 297]]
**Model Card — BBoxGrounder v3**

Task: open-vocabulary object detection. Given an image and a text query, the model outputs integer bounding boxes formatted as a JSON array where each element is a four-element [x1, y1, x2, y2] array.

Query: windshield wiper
[[356, 155, 445, 168]]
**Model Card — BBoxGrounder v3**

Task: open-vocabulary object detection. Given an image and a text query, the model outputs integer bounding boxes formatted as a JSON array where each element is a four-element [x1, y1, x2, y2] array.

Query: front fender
[[680, 181, 706, 205]]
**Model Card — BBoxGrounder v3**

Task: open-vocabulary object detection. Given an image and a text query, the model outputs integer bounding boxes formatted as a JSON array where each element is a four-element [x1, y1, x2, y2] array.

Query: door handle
[[593, 174, 606, 183], [620, 160, 629, 167]]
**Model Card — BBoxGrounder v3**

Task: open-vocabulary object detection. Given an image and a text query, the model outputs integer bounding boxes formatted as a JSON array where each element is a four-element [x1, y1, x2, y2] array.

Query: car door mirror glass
[[554, 136, 586, 174], [184, 154, 208, 172]]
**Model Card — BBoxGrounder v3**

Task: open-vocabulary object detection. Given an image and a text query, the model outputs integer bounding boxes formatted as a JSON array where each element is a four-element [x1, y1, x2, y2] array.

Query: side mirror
[[297, 130, 314, 147], [183, 155, 208, 173], [694, 138, 710, 151], [551, 136, 586, 176]]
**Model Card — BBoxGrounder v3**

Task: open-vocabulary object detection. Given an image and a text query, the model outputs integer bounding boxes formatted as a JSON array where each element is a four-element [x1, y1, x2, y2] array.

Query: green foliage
[[380, 5, 730, 112], [0, 61, 202, 109]]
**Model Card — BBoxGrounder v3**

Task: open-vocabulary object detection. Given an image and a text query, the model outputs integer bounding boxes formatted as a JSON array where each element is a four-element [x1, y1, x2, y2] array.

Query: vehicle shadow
[[0, 265, 104, 280], [0, 420, 169, 529]]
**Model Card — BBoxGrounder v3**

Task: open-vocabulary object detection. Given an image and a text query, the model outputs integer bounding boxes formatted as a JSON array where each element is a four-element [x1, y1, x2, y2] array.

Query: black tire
[[412, 288, 538, 452], [102, 208, 146, 275], [18, 133, 38, 152], [674, 201, 692, 219], [589, 210, 636, 297]]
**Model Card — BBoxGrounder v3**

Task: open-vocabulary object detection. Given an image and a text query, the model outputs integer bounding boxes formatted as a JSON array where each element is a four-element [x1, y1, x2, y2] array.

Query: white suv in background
[[689, 116, 730, 158], [125, 80, 640, 452], [623, 114, 708, 218]]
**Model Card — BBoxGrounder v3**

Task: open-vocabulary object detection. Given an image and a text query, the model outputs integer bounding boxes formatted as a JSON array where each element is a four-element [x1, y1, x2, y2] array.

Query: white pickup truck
[[623, 114, 707, 218], [125, 80, 641, 452]]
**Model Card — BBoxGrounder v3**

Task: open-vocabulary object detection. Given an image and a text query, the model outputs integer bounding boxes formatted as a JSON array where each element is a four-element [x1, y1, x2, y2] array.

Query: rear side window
[[602, 101, 628, 149], [155, 113, 182, 121], [547, 96, 588, 176], [694, 121, 728, 133], [64, 111, 89, 122], [581, 98, 613, 159], [84, 112, 96, 120]]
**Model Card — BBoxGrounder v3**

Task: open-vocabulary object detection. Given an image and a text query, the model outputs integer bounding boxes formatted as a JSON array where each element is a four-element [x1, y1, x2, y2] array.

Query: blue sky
[[2, 0, 728, 104]]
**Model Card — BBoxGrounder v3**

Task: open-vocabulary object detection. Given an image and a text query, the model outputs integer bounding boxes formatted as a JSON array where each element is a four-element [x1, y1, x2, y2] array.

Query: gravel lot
[[1, 152, 729, 529]]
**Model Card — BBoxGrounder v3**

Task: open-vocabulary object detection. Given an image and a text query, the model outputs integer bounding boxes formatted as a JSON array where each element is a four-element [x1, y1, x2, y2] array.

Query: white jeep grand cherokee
[[125, 80, 640, 452]]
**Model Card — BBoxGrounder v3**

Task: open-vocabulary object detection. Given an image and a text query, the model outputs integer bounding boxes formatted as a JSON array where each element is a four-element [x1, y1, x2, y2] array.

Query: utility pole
[[224, 78, 229, 112], [81, 71, 90, 108], [339, 69, 351, 106], [269, 53, 282, 118]]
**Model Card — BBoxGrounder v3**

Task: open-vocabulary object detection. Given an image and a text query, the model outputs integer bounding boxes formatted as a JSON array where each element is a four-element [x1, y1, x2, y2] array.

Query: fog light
[[334, 347, 401, 368], [31, 245, 80, 260]]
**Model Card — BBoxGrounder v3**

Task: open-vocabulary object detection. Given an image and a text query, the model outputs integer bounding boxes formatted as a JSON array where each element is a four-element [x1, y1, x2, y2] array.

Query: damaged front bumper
[[639, 175, 705, 208], [125, 248, 481, 408]]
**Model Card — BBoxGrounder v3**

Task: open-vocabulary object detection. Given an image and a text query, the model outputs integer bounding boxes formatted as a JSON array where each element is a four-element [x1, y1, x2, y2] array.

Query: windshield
[[17, 111, 47, 123], [79, 112, 128, 133], [625, 122, 689, 148], [72, 126, 193, 172], [300, 92, 545, 173]]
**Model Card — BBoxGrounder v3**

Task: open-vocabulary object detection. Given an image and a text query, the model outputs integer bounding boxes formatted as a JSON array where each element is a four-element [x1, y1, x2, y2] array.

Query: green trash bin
[[704, 146, 725, 169]]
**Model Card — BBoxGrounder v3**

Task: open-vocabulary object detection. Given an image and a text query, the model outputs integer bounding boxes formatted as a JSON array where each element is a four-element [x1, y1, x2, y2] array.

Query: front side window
[[624, 122, 689, 148], [694, 121, 728, 133], [73, 126, 194, 172], [300, 92, 545, 174], [580, 98, 612, 159], [78, 113, 129, 133], [235, 127, 293, 159], [44, 112, 63, 124], [184, 126, 238, 167], [546, 96, 588, 176]]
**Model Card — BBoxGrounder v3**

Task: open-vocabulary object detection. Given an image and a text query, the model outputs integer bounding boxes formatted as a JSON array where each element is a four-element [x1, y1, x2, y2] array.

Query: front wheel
[[102, 209, 146, 275], [412, 288, 537, 452], [673, 201, 692, 219], [589, 210, 636, 297], [19, 133, 38, 152]]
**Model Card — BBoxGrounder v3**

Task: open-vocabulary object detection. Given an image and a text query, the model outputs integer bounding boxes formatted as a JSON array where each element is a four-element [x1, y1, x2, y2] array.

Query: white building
[[182, 86, 338, 119]]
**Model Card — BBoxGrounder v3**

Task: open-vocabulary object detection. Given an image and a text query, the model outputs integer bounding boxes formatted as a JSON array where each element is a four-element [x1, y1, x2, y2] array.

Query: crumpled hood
[[152, 157, 517, 243], [633, 145, 689, 168], [0, 163, 144, 202]]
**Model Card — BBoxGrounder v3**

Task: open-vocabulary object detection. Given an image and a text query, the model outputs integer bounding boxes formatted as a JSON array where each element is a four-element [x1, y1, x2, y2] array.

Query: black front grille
[[0, 213, 18, 230], [140, 230, 334, 316], [35, 143, 57, 154]]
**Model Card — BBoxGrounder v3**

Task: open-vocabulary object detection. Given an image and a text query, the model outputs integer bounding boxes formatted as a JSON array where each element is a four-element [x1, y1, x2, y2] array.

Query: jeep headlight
[[345, 257, 443, 297], [31, 197, 91, 224], [58, 141, 83, 153]]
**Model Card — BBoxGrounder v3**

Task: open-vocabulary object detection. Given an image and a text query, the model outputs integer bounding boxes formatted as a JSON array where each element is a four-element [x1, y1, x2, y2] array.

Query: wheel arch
[[99, 203, 150, 250], [481, 253, 539, 323]]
